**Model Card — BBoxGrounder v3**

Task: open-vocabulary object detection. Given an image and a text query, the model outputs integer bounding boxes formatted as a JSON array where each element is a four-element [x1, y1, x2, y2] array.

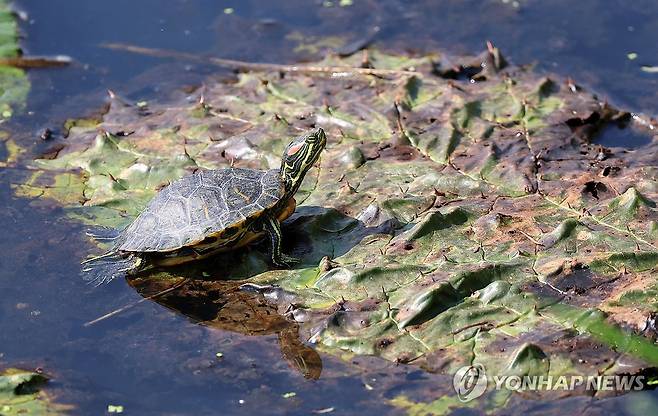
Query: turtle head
[[280, 127, 327, 197]]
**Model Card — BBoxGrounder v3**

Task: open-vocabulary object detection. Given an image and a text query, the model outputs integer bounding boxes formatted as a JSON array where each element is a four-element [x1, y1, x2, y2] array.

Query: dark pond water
[[3, 0, 658, 414]]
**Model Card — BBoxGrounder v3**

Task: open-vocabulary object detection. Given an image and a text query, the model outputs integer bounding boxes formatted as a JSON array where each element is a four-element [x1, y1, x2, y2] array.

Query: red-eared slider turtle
[[82, 128, 327, 285]]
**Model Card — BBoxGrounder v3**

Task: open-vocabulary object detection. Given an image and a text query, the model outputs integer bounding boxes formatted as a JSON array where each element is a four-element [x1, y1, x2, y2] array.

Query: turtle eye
[[286, 142, 304, 156]]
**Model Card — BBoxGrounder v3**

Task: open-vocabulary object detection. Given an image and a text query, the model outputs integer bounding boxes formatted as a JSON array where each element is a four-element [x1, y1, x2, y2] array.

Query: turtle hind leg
[[81, 252, 142, 286], [85, 227, 121, 242]]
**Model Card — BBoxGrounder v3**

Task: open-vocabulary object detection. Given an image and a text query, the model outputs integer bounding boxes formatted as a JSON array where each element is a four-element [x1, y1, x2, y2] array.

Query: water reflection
[[130, 277, 323, 379]]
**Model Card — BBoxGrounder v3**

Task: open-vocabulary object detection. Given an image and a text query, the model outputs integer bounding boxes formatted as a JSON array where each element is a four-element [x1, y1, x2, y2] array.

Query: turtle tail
[[81, 251, 142, 286]]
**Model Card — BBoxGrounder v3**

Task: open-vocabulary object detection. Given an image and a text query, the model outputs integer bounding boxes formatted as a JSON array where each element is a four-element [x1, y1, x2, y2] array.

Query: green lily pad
[[0, 0, 27, 120], [0, 368, 72, 415], [12, 45, 658, 409], [0, 0, 31, 168]]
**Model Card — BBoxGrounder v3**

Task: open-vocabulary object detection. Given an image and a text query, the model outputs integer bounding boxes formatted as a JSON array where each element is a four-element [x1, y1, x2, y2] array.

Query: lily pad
[[12, 45, 658, 408], [0, 368, 72, 415], [0, 0, 28, 120], [0, 0, 30, 169]]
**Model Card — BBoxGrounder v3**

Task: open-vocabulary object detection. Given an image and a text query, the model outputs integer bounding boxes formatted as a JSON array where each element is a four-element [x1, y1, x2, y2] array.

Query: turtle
[[82, 127, 327, 285]]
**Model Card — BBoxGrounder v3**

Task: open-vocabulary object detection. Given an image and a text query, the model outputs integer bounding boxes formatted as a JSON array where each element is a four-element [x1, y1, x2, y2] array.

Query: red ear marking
[[287, 143, 304, 156]]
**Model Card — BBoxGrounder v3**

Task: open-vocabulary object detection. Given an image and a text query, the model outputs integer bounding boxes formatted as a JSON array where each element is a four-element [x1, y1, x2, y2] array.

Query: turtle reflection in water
[[135, 278, 323, 379], [82, 128, 327, 285]]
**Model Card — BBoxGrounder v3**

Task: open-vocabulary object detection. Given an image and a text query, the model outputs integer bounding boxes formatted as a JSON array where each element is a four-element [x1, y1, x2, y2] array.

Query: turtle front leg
[[263, 215, 298, 267]]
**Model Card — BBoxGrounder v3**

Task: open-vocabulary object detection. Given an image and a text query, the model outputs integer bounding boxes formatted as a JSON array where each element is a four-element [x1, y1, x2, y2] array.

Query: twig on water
[[83, 278, 191, 327], [0, 55, 72, 68], [101, 42, 418, 77]]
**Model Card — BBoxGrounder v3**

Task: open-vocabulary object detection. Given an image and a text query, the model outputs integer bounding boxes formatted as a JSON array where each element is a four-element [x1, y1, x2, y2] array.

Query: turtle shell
[[117, 168, 285, 252]]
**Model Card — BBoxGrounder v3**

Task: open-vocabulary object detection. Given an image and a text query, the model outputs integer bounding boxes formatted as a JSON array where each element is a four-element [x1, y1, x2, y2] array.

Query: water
[[4, 0, 658, 414]]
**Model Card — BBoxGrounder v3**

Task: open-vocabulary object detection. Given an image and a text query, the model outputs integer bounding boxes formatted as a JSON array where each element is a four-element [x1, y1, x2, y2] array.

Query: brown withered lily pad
[[8, 44, 658, 410]]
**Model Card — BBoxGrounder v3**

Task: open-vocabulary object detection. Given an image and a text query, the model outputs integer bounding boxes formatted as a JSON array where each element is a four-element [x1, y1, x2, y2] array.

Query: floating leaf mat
[[9, 46, 658, 407]]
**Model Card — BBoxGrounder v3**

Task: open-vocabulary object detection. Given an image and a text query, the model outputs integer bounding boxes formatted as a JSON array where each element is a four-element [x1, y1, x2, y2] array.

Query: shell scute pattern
[[118, 168, 284, 252]]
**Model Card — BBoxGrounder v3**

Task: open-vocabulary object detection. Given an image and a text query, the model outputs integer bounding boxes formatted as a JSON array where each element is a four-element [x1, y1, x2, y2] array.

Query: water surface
[[4, 1, 658, 414]]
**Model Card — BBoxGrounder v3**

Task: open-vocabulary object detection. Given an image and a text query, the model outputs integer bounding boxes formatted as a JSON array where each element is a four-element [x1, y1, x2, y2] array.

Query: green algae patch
[[12, 45, 658, 409]]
